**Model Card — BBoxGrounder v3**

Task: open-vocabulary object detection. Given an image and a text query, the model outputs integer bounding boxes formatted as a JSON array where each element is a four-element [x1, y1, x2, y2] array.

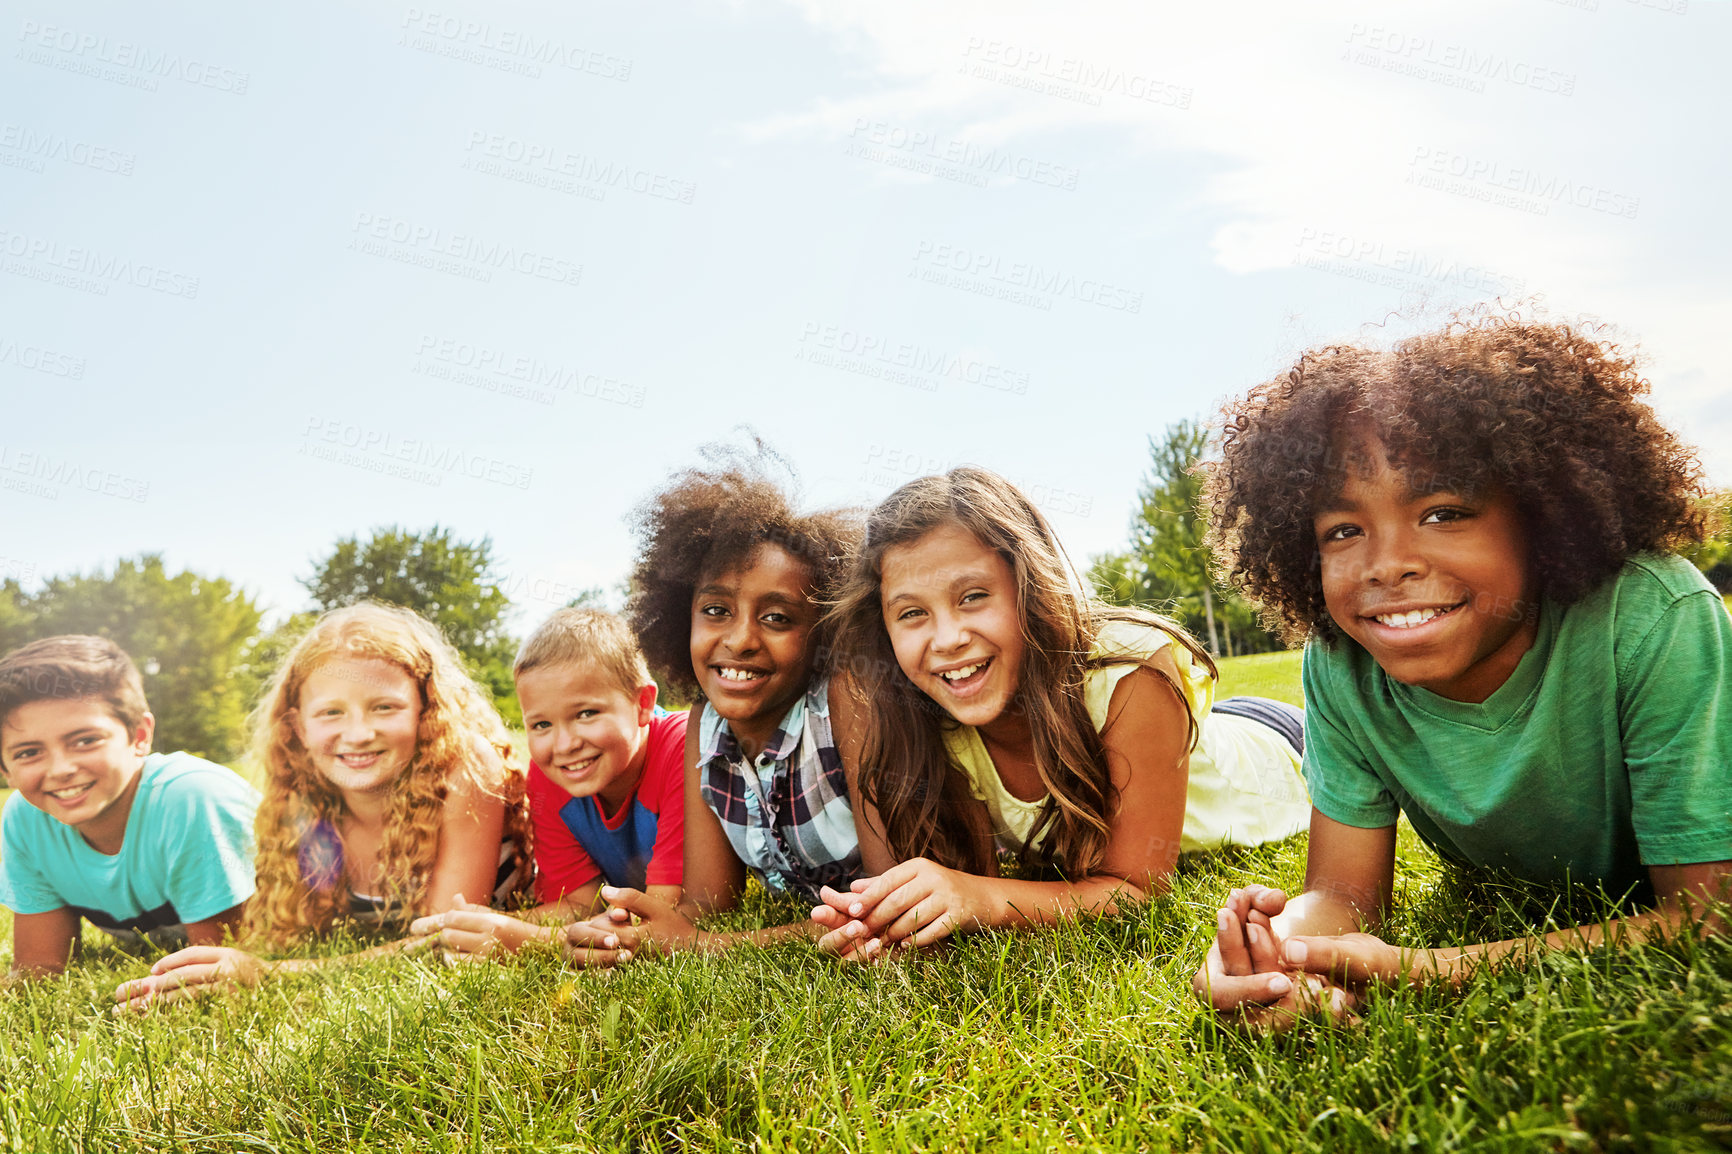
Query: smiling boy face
[[1313, 442, 1538, 703], [518, 660, 656, 816], [0, 697, 153, 852]]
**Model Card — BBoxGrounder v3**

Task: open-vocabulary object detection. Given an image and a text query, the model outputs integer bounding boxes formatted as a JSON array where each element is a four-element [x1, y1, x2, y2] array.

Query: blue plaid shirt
[[698, 676, 861, 899]]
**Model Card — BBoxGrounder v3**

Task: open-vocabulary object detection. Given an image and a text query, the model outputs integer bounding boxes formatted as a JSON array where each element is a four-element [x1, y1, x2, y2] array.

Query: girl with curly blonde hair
[[114, 603, 530, 1007]]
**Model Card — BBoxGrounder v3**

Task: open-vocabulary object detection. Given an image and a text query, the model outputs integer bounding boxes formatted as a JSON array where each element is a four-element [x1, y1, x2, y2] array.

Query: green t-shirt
[[1302, 553, 1732, 893]]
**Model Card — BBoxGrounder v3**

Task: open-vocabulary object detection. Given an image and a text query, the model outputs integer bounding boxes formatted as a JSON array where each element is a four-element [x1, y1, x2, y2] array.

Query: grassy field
[[2, 652, 1729, 1152]]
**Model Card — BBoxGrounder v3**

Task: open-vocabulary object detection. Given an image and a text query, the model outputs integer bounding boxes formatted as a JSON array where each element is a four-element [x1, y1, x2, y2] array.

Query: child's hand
[[561, 921, 635, 968], [812, 883, 892, 962], [812, 859, 988, 956], [1231, 972, 1362, 1033], [1192, 884, 1296, 1013], [565, 886, 698, 961], [407, 906, 551, 961], [1280, 932, 1431, 988], [111, 946, 265, 1013]]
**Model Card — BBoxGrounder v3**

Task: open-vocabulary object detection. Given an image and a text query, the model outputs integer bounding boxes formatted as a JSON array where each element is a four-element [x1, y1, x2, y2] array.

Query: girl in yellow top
[[812, 467, 1309, 957]]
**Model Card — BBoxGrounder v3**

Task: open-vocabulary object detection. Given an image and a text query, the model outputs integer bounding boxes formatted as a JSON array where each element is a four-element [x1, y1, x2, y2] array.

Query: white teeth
[[1374, 607, 1443, 629], [940, 663, 983, 681], [717, 667, 764, 682], [48, 784, 92, 800]]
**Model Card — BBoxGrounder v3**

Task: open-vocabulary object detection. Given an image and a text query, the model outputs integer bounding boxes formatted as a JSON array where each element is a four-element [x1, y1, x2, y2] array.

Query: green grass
[[3, 654, 1729, 1152], [1213, 650, 1305, 707]]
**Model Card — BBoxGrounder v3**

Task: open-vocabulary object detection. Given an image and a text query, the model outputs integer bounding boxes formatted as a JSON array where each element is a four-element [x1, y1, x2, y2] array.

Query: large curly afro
[[628, 439, 861, 698], [1203, 308, 1708, 645]]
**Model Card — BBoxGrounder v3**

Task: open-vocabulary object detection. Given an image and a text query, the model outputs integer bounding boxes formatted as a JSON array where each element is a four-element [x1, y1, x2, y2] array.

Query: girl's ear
[[286, 707, 305, 746], [635, 682, 659, 725]]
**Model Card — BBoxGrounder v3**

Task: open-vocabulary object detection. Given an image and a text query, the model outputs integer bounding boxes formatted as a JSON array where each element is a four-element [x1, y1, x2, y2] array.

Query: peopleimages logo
[[348, 212, 583, 288], [0, 444, 148, 502], [412, 335, 646, 408], [0, 336, 85, 379], [398, 9, 632, 80], [0, 124, 135, 176], [0, 228, 200, 298], [15, 20, 251, 94], [796, 323, 1031, 395], [910, 240, 1143, 314], [300, 418, 533, 490]]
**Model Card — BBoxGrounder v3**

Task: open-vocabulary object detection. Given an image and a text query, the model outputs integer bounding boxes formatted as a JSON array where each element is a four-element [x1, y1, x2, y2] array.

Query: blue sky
[[4, 0, 1727, 629]]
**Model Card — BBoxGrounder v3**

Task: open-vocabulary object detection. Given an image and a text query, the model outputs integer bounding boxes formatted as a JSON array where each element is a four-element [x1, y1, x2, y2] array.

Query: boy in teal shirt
[[0, 635, 259, 974], [1193, 316, 1731, 1025]]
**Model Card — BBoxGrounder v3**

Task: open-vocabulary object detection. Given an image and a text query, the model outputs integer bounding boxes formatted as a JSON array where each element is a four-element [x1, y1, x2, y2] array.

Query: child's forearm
[[1271, 888, 1373, 942], [692, 920, 823, 952], [973, 873, 1149, 930], [1411, 901, 1724, 987]]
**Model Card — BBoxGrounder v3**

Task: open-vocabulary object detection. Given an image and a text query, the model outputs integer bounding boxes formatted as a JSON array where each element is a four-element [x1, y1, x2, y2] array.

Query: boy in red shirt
[[412, 608, 684, 961]]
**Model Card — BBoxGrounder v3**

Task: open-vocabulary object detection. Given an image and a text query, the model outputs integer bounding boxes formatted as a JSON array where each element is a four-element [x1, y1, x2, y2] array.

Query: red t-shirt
[[527, 711, 686, 903]]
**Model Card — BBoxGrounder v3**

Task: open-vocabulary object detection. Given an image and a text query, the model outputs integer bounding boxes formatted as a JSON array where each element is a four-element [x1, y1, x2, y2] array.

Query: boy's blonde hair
[[515, 608, 652, 699], [247, 602, 530, 944]]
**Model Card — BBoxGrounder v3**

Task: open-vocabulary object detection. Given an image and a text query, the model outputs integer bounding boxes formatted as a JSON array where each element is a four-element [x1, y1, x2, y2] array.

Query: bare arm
[[1272, 810, 1397, 939], [9, 908, 81, 978], [829, 671, 897, 878], [677, 703, 747, 918], [1290, 859, 1732, 988], [184, 903, 246, 948], [420, 735, 511, 916]]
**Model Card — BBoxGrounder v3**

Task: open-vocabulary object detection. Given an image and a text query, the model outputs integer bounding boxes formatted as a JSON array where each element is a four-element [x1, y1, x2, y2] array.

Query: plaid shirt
[[698, 676, 861, 900]]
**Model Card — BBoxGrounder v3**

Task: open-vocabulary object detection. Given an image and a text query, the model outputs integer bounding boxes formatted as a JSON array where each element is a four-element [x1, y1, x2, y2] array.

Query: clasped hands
[[1192, 883, 1426, 1030], [410, 889, 701, 967], [811, 857, 987, 961]]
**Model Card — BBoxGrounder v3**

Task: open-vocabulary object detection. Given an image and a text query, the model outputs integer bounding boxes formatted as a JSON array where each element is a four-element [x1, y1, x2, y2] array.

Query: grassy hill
[[0, 650, 1726, 1150]]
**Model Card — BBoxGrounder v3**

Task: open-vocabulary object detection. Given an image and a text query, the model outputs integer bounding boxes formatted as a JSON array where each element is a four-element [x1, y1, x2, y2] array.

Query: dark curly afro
[[1203, 308, 1708, 645], [628, 439, 861, 699]]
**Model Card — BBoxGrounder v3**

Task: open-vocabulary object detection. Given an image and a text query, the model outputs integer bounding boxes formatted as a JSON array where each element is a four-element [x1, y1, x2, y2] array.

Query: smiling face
[[518, 660, 655, 814], [1314, 442, 1538, 703], [292, 657, 423, 798], [0, 697, 153, 851], [689, 543, 819, 756], [880, 521, 1027, 731]]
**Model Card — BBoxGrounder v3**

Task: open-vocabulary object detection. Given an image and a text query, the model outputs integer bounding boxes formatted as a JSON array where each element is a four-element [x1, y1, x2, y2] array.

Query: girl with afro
[[115, 603, 530, 1007], [567, 442, 866, 956], [1193, 310, 1732, 1026]]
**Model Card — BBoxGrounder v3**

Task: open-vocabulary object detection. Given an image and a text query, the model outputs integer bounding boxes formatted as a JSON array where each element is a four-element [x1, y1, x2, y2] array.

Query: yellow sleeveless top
[[940, 618, 1310, 858]]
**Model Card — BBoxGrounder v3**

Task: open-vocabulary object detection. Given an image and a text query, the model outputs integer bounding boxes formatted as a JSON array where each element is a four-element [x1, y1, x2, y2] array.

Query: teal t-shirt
[[1302, 553, 1732, 893], [0, 750, 260, 939]]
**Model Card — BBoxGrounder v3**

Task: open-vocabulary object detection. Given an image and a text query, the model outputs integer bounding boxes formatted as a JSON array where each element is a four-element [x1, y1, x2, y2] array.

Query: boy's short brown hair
[[514, 608, 652, 699], [0, 635, 151, 742]]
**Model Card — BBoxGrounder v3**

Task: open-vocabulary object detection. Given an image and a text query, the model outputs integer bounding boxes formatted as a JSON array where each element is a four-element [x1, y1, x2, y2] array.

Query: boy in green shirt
[[1193, 315, 1731, 1025]]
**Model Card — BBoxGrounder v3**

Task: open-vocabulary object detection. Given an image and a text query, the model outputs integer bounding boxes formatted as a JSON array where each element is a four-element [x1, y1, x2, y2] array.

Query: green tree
[[23, 555, 263, 762], [303, 526, 520, 725], [1681, 489, 1732, 593], [0, 578, 33, 655], [1090, 420, 1282, 656]]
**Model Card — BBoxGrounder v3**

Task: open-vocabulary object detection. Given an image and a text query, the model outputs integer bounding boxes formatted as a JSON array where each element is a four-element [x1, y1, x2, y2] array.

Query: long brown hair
[[246, 603, 529, 943], [829, 467, 1211, 877]]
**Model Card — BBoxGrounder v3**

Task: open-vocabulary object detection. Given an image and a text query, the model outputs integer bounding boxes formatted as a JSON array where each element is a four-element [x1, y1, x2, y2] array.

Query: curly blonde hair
[[245, 603, 530, 944]]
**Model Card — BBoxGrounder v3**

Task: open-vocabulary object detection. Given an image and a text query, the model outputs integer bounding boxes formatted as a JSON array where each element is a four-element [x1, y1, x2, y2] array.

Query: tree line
[[0, 528, 604, 764]]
